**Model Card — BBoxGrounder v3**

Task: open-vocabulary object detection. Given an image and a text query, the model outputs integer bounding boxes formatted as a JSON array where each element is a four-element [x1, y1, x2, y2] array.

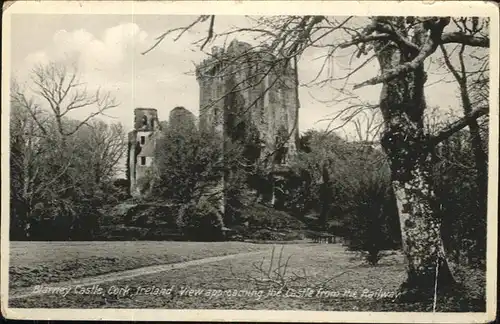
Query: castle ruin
[[196, 40, 300, 167], [127, 39, 300, 199], [127, 108, 163, 196]]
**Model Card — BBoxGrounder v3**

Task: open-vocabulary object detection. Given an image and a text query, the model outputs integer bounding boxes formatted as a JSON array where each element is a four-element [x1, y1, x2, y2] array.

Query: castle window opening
[[142, 115, 148, 127], [140, 156, 146, 166], [214, 105, 219, 121], [140, 136, 146, 146]]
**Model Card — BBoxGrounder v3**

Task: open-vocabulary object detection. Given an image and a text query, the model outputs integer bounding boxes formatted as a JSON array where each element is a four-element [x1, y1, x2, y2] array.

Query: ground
[[8, 241, 485, 311], [9, 241, 271, 288]]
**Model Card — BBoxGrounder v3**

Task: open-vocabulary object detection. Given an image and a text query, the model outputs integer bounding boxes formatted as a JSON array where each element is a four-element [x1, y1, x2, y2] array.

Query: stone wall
[[196, 39, 300, 167], [169, 106, 196, 133]]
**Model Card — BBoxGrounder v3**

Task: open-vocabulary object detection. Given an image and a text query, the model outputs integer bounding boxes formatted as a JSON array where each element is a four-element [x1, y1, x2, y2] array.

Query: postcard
[[1, 1, 498, 322]]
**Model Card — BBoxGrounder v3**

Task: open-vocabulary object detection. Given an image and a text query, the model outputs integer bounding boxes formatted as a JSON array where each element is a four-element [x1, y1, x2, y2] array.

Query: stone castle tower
[[127, 108, 162, 196], [127, 107, 197, 197], [195, 39, 300, 167], [169, 106, 196, 132]]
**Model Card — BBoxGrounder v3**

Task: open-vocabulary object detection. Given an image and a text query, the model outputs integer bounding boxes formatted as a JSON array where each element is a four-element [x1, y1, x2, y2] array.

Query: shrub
[[281, 231, 305, 241], [146, 228, 183, 241], [343, 181, 400, 265], [248, 229, 283, 241], [176, 199, 224, 241], [94, 225, 149, 240], [240, 204, 306, 231]]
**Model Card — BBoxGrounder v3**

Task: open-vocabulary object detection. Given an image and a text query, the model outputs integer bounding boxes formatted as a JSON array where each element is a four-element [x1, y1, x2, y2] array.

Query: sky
[[10, 14, 477, 140]]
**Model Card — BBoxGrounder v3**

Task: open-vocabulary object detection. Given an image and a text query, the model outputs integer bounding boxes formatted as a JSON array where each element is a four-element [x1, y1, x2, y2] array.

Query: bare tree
[[78, 120, 127, 186], [348, 109, 384, 149], [438, 25, 488, 221], [10, 61, 121, 238], [30, 61, 119, 139], [10, 81, 50, 235]]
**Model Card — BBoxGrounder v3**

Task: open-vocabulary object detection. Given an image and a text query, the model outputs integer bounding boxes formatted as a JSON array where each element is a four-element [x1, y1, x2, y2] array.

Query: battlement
[[135, 107, 157, 111], [134, 107, 159, 131], [195, 40, 295, 82]]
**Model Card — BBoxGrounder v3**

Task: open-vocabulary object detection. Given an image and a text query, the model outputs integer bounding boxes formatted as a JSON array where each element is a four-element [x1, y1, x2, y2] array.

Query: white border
[[1, 1, 498, 322]]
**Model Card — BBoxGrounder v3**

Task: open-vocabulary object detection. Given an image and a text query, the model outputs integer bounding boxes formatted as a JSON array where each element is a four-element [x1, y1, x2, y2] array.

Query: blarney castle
[[127, 40, 300, 207]]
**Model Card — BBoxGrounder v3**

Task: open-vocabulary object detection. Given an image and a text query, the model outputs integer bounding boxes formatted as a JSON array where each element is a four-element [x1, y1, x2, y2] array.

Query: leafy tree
[[290, 129, 400, 259], [153, 126, 224, 204], [341, 145, 400, 265], [290, 130, 355, 223]]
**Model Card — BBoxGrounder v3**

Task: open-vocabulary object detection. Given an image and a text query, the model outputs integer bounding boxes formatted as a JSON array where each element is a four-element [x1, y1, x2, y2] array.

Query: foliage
[[288, 131, 348, 216], [102, 202, 179, 227], [247, 229, 285, 241], [240, 203, 307, 231], [153, 126, 224, 203], [224, 167, 248, 227], [176, 199, 225, 241], [112, 178, 131, 201], [343, 179, 400, 265], [286, 130, 401, 263], [434, 129, 487, 268], [339, 146, 401, 265]]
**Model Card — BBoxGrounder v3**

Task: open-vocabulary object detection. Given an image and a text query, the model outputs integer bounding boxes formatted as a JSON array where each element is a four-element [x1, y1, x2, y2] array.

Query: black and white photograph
[[1, 1, 498, 322]]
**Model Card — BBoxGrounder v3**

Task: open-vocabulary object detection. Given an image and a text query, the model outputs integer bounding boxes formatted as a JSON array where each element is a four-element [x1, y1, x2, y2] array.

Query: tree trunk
[[459, 82, 488, 262], [442, 43, 488, 223], [468, 121, 488, 208], [374, 32, 456, 294], [440, 42, 488, 264], [466, 119, 488, 263], [319, 162, 332, 231], [389, 163, 455, 291]]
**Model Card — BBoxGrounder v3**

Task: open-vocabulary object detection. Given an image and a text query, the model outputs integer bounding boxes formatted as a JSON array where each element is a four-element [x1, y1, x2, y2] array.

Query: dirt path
[[9, 249, 272, 300]]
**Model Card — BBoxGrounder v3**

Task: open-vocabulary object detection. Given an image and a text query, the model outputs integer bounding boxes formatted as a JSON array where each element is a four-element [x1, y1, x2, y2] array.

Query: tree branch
[[441, 32, 489, 47], [200, 15, 216, 51], [428, 106, 489, 148], [353, 35, 439, 89], [351, 17, 489, 89]]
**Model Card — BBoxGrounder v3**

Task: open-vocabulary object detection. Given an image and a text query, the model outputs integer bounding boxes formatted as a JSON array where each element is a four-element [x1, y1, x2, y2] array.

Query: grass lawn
[[9, 241, 274, 289], [8, 242, 485, 311]]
